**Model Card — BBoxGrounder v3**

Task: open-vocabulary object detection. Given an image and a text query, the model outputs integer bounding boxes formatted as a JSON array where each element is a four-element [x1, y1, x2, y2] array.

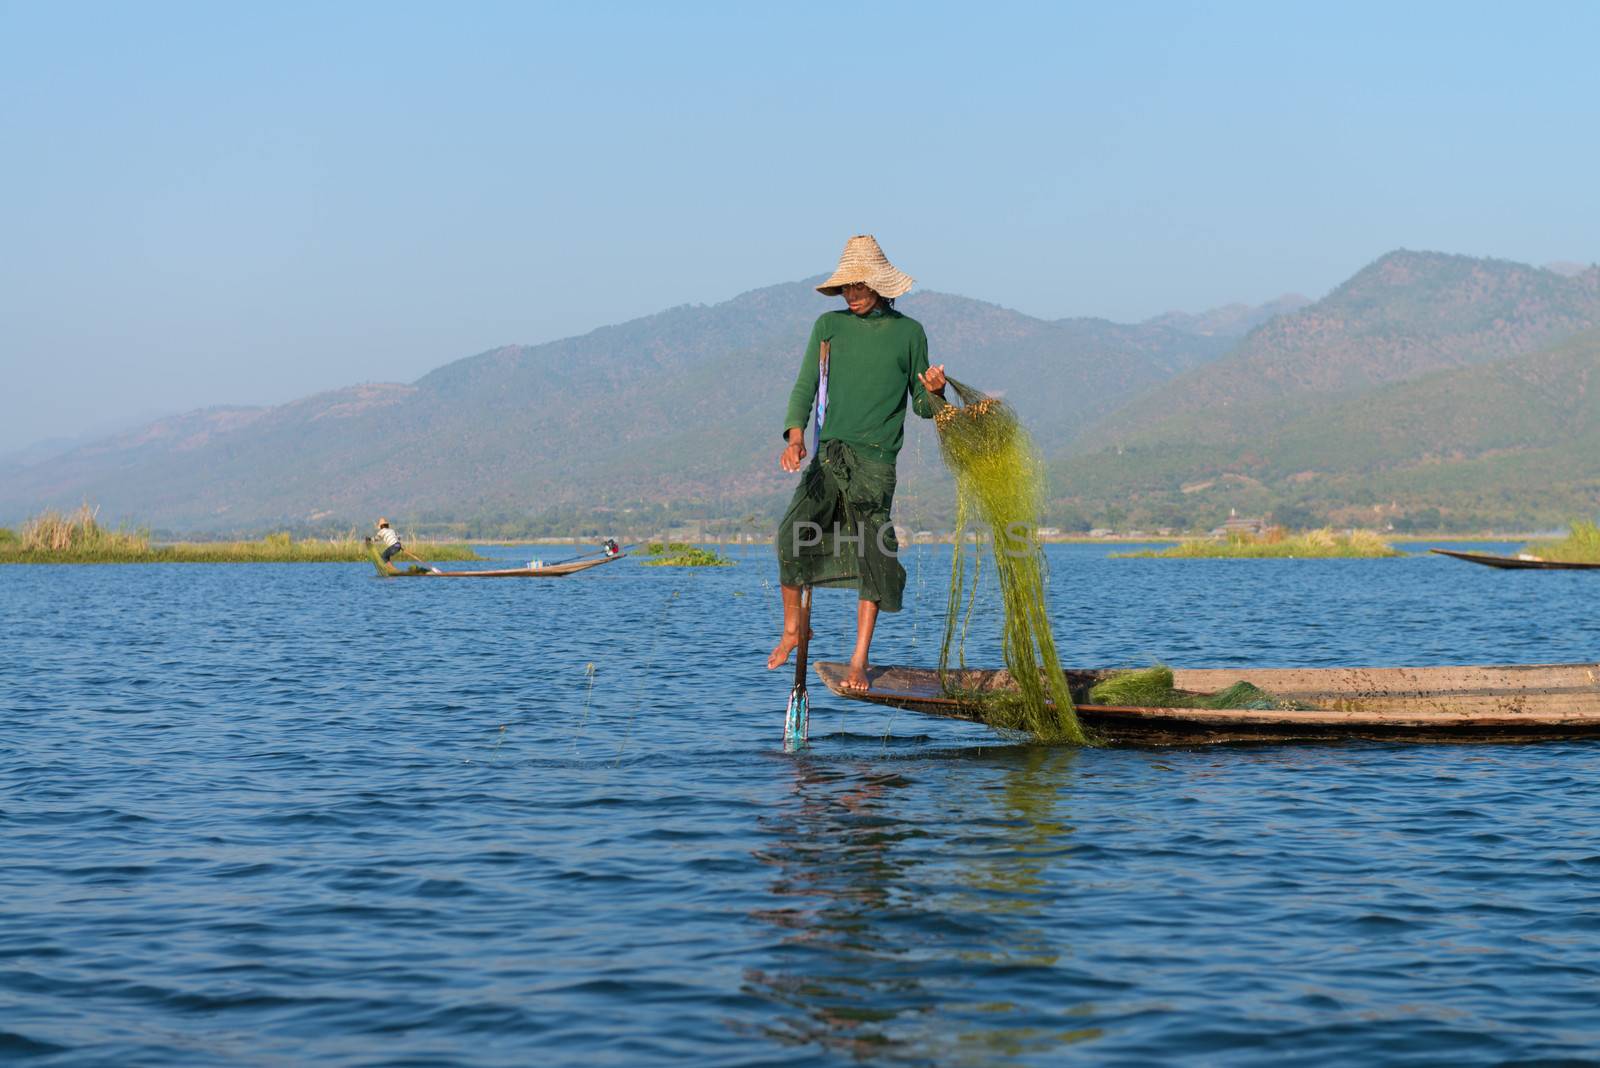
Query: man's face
[[842, 283, 880, 315]]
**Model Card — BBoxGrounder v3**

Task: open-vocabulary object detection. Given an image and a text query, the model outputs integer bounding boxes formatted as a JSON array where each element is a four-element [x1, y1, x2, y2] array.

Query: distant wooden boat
[[1429, 548, 1600, 570], [814, 661, 1600, 744], [373, 552, 625, 578]]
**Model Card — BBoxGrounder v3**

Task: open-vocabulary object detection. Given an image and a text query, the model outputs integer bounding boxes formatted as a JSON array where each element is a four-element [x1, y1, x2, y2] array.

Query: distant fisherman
[[769, 235, 947, 693], [371, 518, 439, 573]]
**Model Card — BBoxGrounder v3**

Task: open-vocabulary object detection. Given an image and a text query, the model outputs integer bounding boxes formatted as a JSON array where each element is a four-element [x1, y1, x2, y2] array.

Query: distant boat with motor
[[1429, 548, 1600, 570], [814, 660, 1600, 745]]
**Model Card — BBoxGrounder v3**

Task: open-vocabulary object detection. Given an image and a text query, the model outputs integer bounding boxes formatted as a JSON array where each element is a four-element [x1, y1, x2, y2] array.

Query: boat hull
[[814, 661, 1600, 744], [1430, 548, 1600, 570], [376, 553, 625, 578]]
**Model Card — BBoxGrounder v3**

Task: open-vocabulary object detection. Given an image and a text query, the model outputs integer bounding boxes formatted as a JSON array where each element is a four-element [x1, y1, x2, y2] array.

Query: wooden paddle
[[784, 586, 813, 751], [399, 547, 441, 573], [782, 340, 831, 750]]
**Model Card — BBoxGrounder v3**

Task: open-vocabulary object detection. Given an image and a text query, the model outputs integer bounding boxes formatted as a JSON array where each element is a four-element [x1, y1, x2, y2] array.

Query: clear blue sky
[[2, 1, 1597, 451]]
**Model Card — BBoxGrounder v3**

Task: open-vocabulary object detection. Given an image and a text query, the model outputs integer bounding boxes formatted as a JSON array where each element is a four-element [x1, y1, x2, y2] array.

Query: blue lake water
[[5, 542, 1600, 1065]]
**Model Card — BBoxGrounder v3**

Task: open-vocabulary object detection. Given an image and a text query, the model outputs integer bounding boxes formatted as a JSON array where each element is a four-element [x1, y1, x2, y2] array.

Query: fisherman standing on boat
[[370, 518, 439, 573], [768, 235, 947, 693]]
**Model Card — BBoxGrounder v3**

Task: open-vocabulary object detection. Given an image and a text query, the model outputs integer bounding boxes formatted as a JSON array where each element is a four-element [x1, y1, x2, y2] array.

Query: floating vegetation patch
[[1520, 520, 1600, 563], [933, 379, 1088, 745], [1088, 665, 1316, 711], [639, 541, 733, 567], [1118, 527, 1402, 559]]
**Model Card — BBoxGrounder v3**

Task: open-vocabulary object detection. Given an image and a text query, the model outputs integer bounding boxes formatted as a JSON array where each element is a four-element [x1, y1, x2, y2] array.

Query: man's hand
[[780, 427, 807, 473], [919, 363, 947, 395]]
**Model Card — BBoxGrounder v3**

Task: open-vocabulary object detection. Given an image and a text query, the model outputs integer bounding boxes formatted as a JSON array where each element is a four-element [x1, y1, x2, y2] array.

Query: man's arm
[[781, 319, 825, 439], [779, 319, 826, 471], [908, 324, 946, 417], [780, 425, 807, 472]]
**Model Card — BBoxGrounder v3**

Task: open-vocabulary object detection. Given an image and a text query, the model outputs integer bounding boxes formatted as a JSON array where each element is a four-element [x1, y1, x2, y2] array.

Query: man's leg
[[767, 583, 806, 669], [841, 598, 879, 692]]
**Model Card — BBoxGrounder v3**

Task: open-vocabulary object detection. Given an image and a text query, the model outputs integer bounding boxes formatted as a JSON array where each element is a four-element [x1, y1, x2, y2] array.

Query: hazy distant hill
[[1032, 250, 1600, 531], [0, 280, 1285, 534], [1082, 250, 1600, 451], [1261, 325, 1600, 527], [1142, 294, 1311, 339], [1053, 315, 1600, 532], [14, 250, 1600, 536]]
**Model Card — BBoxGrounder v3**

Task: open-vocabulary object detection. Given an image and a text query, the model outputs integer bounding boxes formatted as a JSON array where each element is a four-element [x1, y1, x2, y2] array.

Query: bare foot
[[841, 660, 871, 693], [765, 627, 815, 669]]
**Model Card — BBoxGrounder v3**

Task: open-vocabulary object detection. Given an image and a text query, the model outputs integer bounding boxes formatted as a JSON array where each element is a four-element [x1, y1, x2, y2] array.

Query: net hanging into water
[[932, 379, 1089, 745]]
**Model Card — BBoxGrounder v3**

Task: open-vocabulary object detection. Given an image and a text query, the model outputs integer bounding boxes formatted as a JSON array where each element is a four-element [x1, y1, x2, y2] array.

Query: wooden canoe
[[375, 553, 625, 578], [1429, 548, 1600, 570], [814, 661, 1600, 744]]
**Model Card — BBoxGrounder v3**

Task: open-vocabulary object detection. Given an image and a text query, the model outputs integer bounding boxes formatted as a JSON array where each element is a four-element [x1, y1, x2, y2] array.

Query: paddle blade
[[784, 687, 809, 753]]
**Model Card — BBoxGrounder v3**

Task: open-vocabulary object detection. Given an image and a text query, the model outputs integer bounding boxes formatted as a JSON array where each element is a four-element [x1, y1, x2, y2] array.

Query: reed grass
[[0, 505, 481, 564], [1520, 520, 1600, 563], [1118, 527, 1403, 559], [14, 504, 150, 557], [639, 541, 733, 567]]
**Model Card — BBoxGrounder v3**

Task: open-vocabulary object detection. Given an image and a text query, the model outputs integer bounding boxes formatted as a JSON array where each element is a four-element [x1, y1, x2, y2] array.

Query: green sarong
[[774, 439, 905, 612]]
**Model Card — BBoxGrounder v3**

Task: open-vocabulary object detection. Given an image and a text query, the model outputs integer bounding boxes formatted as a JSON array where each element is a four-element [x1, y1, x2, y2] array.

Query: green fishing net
[[367, 544, 428, 576], [1087, 666, 1313, 711], [932, 378, 1089, 744]]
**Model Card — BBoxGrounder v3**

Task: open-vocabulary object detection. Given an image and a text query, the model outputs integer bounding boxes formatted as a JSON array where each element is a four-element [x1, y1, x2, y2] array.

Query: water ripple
[[4, 545, 1600, 1064]]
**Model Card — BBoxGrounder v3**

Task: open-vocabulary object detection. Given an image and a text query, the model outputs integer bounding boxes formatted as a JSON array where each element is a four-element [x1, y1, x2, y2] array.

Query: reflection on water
[[746, 760, 914, 1058], [745, 747, 1101, 1062]]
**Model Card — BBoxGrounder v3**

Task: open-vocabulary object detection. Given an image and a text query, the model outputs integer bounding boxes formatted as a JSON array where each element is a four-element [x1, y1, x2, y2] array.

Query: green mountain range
[[1054, 251, 1600, 531], [0, 279, 1288, 535], [1101, 250, 1600, 438], [8, 249, 1599, 537], [1053, 325, 1600, 532]]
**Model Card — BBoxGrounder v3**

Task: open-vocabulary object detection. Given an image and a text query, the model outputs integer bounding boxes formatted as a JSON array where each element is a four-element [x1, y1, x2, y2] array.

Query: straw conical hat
[[816, 234, 915, 299]]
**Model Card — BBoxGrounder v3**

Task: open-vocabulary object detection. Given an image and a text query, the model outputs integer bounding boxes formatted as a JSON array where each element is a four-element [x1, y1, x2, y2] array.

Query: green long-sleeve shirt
[[782, 306, 936, 464]]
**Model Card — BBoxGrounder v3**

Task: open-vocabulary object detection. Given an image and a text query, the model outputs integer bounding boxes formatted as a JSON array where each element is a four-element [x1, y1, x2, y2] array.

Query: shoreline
[[0, 539, 482, 566], [0, 531, 1548, 565]]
